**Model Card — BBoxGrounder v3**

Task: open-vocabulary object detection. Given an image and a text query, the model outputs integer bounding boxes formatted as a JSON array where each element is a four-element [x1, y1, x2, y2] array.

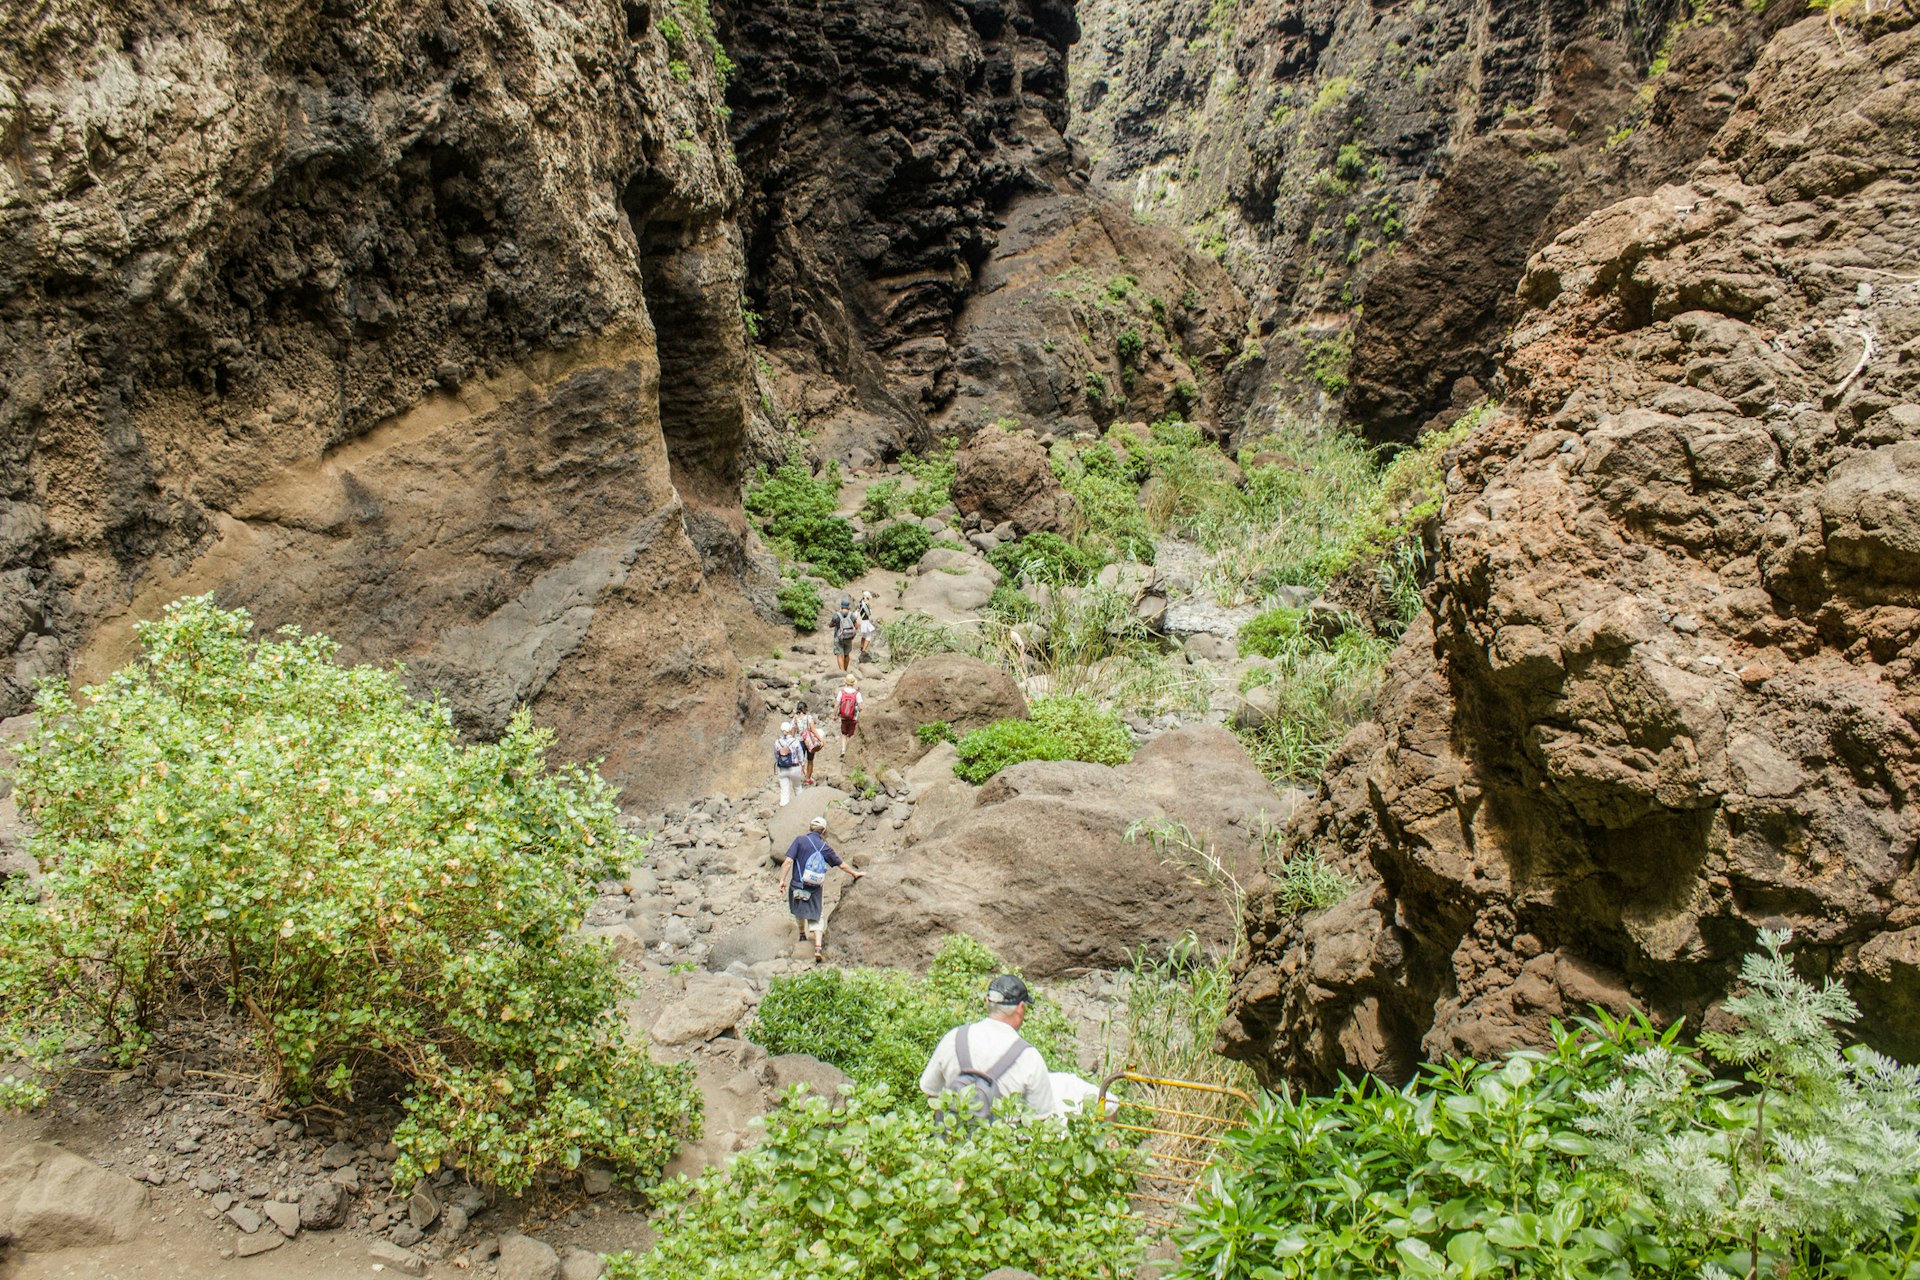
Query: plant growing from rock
[[953, 694, 1134, 784], [747, 450, 868, 584], [0, 597, 700, 1191]]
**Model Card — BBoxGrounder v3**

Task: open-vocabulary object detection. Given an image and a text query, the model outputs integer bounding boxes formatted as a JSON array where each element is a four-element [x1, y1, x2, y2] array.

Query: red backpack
[[836, 687, 860, 719]]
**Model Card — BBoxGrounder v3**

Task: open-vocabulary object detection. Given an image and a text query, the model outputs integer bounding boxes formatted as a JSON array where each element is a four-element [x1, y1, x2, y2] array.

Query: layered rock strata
[[0, 0, 759, 801], [1224, 10, 1920, 1086]]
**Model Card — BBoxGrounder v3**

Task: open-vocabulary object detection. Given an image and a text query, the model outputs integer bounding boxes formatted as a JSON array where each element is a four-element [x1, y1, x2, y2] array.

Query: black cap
[[986, 975, 1031, 1007]]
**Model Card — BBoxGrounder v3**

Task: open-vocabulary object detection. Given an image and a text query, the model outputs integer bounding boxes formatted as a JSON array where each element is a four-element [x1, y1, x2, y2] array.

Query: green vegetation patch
[[0, 597, 699, 1191], [1178, 931, 1920, 1280], [989, 531, 1103, 587], [747, 450, 868, 584], [746, 935, 1074, 1100], [776, 577, 822, 629], [608, 1085, 1140, 1280], [954, 694, 1134, 784], [865, 520, 933, 572]]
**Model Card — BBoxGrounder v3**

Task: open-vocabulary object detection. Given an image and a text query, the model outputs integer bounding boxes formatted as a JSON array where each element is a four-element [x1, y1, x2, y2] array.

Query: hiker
[[774, 720, 805, 807], [777, 815, 864, 962], [835, 674, 862, 759], [919, 975, 1058, 1121], [856, 591, 877, 662], [793, 699, 824, 787], [828, 597, 859, 673]]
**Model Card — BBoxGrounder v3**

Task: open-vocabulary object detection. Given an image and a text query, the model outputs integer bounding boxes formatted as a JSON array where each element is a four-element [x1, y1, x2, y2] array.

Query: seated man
[[919, 975, 1058, 1121]]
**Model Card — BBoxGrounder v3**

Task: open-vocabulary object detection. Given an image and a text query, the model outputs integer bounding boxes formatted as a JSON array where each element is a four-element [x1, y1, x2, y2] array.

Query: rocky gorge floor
[[0, 447, 1313, 1278]]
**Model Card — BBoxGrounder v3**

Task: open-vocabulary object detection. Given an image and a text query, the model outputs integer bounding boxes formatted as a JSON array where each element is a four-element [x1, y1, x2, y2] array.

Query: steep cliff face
[[1069, 0, 1786, 440], [1223, 10, 1920, 1087], [0, 0, 767, 802], [717, 0, 1247, 453]]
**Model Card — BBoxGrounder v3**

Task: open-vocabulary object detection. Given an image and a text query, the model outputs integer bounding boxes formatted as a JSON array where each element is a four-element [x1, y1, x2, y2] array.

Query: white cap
[[780, 720, 794, 732]]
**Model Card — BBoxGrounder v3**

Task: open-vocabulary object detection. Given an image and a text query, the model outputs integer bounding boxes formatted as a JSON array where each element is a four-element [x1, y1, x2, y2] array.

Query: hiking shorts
[[833, 636, 854, 656]]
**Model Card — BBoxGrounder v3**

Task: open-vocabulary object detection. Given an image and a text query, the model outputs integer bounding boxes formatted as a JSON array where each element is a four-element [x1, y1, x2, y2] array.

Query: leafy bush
[[1177, 933, 1920, 1280], [860, 478, 902, 523], [865, 520, 933, 572], [746, 451, 868, 583], [1050, 440, 1156, 563], [776, 578, 822, 629], [745, 935, 1074, 1101], [899, 446, 957, 517], [916, 721, 957, 746], [989, 532, 1102, 587], [1237, 606, 1305, 658], [606, 1085, 1141, 1280], [0, 597, 699, 1189], [954, 694, 1133, 784]]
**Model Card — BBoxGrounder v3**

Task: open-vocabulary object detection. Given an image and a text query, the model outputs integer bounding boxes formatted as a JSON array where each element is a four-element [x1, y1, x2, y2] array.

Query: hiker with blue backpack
[[918, 975, 1058, 1122], [778, 815, 864, 963]]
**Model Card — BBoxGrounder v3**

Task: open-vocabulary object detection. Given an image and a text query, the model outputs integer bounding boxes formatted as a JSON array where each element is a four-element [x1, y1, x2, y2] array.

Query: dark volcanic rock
[[1222, 11, 1920, 1088], [1070, 0, 1785, 441]]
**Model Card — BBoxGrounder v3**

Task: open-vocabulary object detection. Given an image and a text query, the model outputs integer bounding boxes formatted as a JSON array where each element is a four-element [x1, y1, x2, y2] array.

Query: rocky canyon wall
[[1224, 9, 1920, 1087], [1070, 0, 1793, 441], [0, 0, 768, 803], [717, 0, 1248, 454]]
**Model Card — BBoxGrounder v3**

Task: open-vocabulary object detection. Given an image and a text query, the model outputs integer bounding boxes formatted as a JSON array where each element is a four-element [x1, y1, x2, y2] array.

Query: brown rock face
[[857, 653, 1029, 769], [952, 425, 1078, 536], [1223, 12, 1920, 1088], [834, 727, 1301, 976], [0, 0, 759, 803]]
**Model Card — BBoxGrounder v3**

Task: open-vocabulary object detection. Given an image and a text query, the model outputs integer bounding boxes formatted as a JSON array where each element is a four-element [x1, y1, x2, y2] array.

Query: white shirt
[[918, 1016, 1057, 1120]]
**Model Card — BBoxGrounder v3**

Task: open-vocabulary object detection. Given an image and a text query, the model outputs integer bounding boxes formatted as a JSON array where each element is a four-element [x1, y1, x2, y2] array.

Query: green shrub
[[900, 446, 957, 517], [988, 532, 1102, 587], [916, 721, 957, 746], [747, 451, 868, 583], [606, 1084, 1141, 1280], [866, 520, 933, 572], [1178, 933, 1920, 1280], [859, 478, 902, 523], [745, 935, 1074, 1100], [1116, 327, 1145, 367], [1049, 439, 1156, 563], [1237, 606, 1305, 658], [776, 578, 822, 629], [954, 694, 1133, 784], [984, 583, 1037, 625], [0, 597, 699, 1189]]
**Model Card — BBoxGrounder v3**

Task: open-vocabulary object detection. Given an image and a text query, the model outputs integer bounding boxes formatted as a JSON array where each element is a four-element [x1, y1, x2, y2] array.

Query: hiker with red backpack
[[834, 675, 862, 759], [918, 975, 1058, 1122], [777, 815, 864, 962]]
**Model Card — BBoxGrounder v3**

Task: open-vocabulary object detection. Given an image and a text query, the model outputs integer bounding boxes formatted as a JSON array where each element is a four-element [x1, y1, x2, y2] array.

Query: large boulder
[[859, 654, 1029, 769], [830, 728, 1300, 976], [0, 1142, 150, 1250], [951, 426, 1078, 537]]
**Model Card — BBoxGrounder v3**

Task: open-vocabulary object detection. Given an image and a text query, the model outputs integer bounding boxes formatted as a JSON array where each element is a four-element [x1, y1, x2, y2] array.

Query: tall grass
[[1234, 629, 1393, 782]]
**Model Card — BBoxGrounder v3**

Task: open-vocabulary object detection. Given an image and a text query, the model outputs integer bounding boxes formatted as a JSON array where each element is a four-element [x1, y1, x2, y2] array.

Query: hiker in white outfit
[[773, 721, 805, 806], [919, 975, 1058, 1121]]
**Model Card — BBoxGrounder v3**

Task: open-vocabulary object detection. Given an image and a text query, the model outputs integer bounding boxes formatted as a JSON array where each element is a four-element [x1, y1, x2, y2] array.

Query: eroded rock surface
[[1224, 12, 1920, 1087], [0, 0, 758, 803]]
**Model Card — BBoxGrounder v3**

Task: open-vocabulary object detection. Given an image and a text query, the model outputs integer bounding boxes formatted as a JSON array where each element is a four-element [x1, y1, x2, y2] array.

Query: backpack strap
[[954, 1025, 1028, 1084]]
